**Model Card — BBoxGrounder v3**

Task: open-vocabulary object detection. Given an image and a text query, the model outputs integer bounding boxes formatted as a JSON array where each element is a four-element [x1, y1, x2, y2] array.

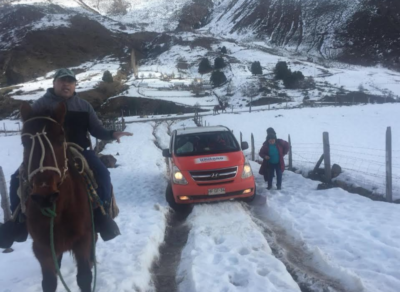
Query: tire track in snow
[[151, 121, 192, 292], [251, 214, 347, 292], [248, 195, 352, 292]]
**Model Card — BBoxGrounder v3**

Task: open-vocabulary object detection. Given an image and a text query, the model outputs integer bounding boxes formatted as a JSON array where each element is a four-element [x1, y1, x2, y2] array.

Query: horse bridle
[[21, 117, 68, 185]]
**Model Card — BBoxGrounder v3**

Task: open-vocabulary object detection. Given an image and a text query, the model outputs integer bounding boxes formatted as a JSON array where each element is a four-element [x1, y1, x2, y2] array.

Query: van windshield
[[174, 131, 240, 156]]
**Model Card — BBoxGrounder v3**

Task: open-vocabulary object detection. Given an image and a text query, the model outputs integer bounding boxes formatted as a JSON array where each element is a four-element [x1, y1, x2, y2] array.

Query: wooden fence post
[[240, 132, 242, 145], [251, 133, 255, 161], [386, 127, 392, 202], [323, 132, 331, 183], [0, 166, 12, 222], [3, 123, 6, 136], [288, 135, 292, 170]]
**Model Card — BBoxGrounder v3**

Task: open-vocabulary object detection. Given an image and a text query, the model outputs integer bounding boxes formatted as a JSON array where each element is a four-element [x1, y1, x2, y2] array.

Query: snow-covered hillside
[[3, 34, 399, 110], [4, 0, 400, 70], [7, 0, 193, 32]]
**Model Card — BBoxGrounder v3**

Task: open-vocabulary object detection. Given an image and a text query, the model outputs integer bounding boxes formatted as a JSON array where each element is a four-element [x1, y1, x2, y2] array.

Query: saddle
[[16, 143, 119, 219]]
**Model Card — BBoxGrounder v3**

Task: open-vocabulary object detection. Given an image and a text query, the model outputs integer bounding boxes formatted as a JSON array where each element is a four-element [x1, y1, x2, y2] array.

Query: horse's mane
[[26, 108, 53, 119]]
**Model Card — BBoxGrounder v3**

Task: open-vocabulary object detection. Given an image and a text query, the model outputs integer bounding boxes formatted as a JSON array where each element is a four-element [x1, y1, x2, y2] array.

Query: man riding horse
[[0, 68, 132, 249]]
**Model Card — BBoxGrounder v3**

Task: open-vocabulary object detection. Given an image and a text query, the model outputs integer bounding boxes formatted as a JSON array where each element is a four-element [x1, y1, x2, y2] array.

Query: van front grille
[[189, 166, 238, 182]]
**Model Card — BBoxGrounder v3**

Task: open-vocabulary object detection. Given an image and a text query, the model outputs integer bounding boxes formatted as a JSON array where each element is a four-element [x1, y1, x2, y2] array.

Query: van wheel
[[241, 185, 256, 203], [166, 183, 192, 214]]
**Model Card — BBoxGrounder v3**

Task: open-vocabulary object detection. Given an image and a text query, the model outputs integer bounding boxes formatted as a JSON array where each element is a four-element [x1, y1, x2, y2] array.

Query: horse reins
[[21, 117, 68, 185]]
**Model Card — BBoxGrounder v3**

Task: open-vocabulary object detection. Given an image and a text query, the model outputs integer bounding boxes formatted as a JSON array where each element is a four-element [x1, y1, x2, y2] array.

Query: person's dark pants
[[82, 150, 112, 207], [268, 163, 282, 188], [9, 149, 111, 214]]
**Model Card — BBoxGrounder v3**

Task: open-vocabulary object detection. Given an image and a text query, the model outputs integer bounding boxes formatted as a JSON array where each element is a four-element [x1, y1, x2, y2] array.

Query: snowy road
[[1, 120, 400, 292]]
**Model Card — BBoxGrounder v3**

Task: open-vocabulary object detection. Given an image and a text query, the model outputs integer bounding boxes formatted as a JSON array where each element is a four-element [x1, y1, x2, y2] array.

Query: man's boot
[[0, 215, 28, 249], [15, 214, 28, 242], [93, 208, 121, 241]]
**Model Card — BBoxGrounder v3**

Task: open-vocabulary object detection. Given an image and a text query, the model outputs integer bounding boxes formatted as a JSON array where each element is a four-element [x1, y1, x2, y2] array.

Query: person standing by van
[[258, 128, 277, 182], [259, 130, 289, 190]]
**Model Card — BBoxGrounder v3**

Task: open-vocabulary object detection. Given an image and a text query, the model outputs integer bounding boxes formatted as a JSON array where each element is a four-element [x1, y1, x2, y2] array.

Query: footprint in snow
[[238, 247, 250, 256]]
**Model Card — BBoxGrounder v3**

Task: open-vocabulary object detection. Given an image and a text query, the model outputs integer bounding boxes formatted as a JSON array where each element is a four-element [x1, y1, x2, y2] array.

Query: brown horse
[[20, 102, 94, 292]]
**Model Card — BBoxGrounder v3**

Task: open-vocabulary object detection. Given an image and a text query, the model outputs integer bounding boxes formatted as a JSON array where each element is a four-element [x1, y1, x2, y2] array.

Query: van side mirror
[[241, 142, 249, 150], [162, 149, 172, 158]]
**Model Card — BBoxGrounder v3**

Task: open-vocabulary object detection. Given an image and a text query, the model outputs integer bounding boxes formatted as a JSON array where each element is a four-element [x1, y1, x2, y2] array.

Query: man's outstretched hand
[[113, 131, 133, 143]]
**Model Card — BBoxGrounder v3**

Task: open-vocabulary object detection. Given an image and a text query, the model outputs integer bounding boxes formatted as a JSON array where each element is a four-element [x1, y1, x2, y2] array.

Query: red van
[[162, 126, 256, 210]]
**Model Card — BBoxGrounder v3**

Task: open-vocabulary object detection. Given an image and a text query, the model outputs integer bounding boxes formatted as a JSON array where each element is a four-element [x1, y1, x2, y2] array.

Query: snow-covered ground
[[177, 202, 301, 292], [1, 111, 400, 292], [254, 170, 400, 292]]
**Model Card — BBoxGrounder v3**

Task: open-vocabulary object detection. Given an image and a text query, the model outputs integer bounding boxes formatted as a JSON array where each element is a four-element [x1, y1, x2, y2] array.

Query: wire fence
[[239, 130, 400, 202], [288, 145, 400, 196]]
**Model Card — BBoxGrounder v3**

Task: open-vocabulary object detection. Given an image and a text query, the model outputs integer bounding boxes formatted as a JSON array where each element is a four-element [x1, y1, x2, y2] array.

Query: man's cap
[[53, 68, 77, 81]]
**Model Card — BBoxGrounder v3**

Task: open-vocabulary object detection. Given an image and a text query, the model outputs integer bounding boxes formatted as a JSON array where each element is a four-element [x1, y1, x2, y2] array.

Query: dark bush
[[198, 58, 213, 75], [210, 71, 227, 87], [251, 61, 263, 75], [221, 46, 227, 54], [274, 61, 291, 80], [214, 57, 226, 70], [292, 71, 304, 81], [102, 70, 113, 83], [283, 71, 304, 89]]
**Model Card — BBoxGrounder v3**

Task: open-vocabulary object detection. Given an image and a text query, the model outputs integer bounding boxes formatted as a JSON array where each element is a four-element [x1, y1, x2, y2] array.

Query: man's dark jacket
[[32, 88, 114, 149]]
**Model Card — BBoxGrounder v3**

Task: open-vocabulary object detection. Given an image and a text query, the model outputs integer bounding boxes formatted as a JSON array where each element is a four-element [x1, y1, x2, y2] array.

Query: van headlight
[[241, 162, 253, 179], [172, 165, 188, 185]]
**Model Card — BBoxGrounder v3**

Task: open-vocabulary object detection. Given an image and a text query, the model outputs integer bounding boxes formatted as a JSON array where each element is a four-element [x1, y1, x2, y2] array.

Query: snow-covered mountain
[[1, 0, 399, 87], [203, 0, 400, 69]]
